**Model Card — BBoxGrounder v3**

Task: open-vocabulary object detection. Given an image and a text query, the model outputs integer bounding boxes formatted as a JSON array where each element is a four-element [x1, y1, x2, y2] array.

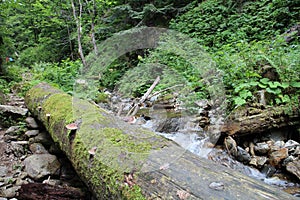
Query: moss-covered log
[[25, 83, 298, 200], [221, 106, 300, 136]]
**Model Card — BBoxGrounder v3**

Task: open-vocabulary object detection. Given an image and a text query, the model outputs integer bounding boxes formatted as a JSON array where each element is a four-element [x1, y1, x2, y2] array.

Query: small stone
[[0, 186, 20, 198], [254, 142, 270, 155], [25, 117, 39, 129], [5, 126, 20, 135], [0, 166, 8, 177], [209, 182, 225, 190], [15, 178, 29, 186], [256, 156, 268, 167], [236, 146, 251, 163], [249, 157, 258, 166], [249, 156, 267, 167], [269, 148, 288, 166], [11, 143, 25, 157], [29, 143, 48, 154], [25, 130, 39, 137]]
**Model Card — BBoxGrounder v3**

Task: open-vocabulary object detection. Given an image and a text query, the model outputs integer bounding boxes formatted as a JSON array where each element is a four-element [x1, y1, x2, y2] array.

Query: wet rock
[[29, 143, 48, 154], [254, 142, 270, 155], [284, 140, 300, 154], [269, 148, 288, 166], [249, 156, 267, 167], [155, 117, 182, 133], [25, 130, 39, 137], [285, 140, 300, 148], [236, 146, 251, 163], [286, 159, 300, 180], [283, 156, 296, 166], [261, 165, 276, 178], [25, 117, 39, 129], [24, 154, 61, 180]]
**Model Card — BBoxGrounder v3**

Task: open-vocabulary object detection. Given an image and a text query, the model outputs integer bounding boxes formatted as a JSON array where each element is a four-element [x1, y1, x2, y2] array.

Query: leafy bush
[[31, 59, 83, 93], [212, 38, 300, 109], [170, 0, 300, 49]]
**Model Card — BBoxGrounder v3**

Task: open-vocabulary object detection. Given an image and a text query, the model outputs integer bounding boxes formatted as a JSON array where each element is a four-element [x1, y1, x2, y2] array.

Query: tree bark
[[71, 0, 87, 67], [220, 106, 300, 136], [25, 83, 298, 200]]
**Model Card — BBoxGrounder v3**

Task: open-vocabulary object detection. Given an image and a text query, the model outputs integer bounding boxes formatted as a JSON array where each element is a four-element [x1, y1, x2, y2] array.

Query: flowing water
[[141, 118, 300, 195]]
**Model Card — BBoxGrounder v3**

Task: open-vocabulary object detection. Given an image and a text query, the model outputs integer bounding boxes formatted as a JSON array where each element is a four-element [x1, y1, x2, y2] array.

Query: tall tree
[[71, 0, 87, 67]]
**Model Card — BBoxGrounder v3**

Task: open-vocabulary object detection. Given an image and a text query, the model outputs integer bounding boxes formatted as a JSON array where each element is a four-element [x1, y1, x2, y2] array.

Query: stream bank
[[0, 93, 94, 199]]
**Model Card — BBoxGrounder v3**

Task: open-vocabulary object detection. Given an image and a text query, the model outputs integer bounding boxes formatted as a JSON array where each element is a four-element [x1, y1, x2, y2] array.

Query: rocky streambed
[[100, 90, 300, 197], [0, 94, 93, 199]]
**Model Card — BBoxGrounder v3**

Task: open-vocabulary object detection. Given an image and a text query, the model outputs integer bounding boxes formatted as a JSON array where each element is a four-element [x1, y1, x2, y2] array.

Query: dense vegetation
[[0, 0, 299, 111]]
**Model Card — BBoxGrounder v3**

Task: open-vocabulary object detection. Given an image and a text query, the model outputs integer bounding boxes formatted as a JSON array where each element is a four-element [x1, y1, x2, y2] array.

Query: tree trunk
[[220, 106, 300, 137], [71, 0, 87, 67], [25, 83, 298, 200]]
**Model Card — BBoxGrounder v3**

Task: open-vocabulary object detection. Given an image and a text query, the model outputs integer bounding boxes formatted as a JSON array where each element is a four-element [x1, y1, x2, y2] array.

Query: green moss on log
[[25, 83, 149, 199]]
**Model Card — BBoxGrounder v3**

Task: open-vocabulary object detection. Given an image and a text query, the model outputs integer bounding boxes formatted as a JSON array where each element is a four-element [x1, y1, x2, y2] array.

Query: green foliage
[[31, 59, 83, 93], [213, 38, 300, 108], [170, 0, 300, 48]]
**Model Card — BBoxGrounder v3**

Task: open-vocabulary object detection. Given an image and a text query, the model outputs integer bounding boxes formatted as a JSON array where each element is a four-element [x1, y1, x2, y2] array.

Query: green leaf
[[260, 78, 270, 85], [239, 90, 252, 99], [280, 82, 289, 89], [266, 87, 281, 95], [249, 81, 259, 86], [258, 83, 267, 88], [280, 94, 290, 103], [234, 97, 246, 106], [291, 82, 300, 88], [268, 81, 281, 88]]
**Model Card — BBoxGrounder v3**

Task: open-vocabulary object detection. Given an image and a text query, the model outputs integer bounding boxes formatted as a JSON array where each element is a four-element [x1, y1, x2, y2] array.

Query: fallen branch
[[126, 76, 160, 116]]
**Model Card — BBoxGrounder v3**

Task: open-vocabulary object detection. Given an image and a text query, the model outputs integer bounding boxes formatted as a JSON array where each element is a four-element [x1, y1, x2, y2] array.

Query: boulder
[[254, 142, 270, 155], [269, 148, 289, 166], [25, 117, 39, 129], [24, 154, 61, 180]]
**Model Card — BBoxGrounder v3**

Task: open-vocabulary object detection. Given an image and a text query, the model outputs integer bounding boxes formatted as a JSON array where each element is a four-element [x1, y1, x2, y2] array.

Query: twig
[[148, 84, 184, 99]]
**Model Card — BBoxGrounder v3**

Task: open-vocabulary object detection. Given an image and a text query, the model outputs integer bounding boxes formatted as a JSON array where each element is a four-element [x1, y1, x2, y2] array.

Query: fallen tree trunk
[[25, 83, 297, 200], [221, 106, 300, 136]]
